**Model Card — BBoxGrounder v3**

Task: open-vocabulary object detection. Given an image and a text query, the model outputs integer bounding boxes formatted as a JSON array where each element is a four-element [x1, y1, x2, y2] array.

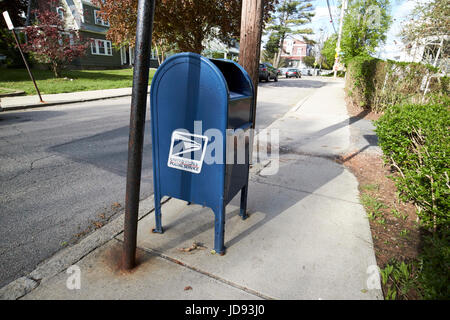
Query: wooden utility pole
[[239, 0, 264, 129]]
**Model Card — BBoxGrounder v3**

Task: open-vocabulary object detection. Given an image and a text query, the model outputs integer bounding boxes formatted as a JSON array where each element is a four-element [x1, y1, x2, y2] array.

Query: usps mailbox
[[150, 52, 254, 255]]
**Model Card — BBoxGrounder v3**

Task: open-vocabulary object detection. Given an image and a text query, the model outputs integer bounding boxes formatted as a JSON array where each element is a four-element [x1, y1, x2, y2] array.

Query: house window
[[56, 7, 64, 19], [59, 32, 74, 46], [91, 39, 112, 56], [94, 10, 109, 26]]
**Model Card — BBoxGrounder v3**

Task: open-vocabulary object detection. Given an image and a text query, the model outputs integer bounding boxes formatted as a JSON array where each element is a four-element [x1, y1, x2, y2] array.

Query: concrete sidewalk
[[0, 87, 146, 111], [0, 78, 383, 300]]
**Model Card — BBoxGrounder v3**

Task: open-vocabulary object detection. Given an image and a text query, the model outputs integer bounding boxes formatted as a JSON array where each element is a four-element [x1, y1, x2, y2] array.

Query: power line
[[326, 0, 337, 33], [330, 0, 340, 22]]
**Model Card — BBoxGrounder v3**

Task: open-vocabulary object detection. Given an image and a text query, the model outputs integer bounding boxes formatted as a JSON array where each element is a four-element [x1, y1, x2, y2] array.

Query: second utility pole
[[333, 0, 347, 78]]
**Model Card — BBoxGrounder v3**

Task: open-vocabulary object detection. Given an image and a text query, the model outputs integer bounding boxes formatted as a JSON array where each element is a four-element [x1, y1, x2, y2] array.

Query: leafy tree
[[340, 0, 391, 63], [0, 0, 28, 67], [320, 34, 337, 69], [22, 2, 88, 77], [263, 32, 283, 63], [92, 0, 277, 54], [302, 55, 315, 67], [264, 0, 314, 67], [401, 0, 449, 68]]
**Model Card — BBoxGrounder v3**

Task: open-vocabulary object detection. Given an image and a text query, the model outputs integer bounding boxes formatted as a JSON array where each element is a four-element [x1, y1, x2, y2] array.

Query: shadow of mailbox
[[150, 52, 254, 255]]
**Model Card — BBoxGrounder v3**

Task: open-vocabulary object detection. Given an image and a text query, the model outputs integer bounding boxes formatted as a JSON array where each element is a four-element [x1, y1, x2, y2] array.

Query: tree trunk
[[52, 62, 61, 78], [153, 40, 161, 65], [274, 33, 286, 68]]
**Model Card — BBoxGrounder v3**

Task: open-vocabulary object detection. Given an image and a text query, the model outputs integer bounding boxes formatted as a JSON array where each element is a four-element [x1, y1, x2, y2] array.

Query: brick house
[[280, 35, 312, 68]]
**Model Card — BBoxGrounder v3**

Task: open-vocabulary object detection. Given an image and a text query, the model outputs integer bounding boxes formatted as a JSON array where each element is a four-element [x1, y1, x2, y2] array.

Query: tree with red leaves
[[22, 2, 88, 77]]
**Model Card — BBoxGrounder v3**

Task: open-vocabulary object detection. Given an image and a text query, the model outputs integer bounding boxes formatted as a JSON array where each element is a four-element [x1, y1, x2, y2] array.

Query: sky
[[263, 0, 419, 61]]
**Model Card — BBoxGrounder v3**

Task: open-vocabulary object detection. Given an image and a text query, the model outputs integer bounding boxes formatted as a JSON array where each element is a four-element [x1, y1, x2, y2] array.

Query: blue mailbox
[[150, 52, 254, 255]]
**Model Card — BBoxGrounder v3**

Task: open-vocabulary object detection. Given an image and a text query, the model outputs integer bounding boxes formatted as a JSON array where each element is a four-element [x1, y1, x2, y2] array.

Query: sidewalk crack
[[122, 241, 276, 300]]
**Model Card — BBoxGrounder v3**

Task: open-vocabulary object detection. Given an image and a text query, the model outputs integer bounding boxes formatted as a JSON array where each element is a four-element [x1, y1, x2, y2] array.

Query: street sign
[[2, 11, 14, 30]]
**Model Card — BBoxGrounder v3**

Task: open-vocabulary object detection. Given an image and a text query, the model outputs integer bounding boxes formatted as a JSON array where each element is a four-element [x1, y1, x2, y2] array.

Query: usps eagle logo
[[168, 130, 208, 174]]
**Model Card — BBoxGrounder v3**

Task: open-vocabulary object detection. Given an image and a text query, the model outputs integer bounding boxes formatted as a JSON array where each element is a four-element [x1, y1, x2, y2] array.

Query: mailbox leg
[[213, 204, 226, 255], [152, 193, 164, 234], [239, 185, 249, 220]]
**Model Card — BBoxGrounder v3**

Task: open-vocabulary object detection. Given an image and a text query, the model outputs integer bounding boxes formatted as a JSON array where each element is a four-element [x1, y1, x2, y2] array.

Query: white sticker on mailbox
[[168, 130, 208, 174]]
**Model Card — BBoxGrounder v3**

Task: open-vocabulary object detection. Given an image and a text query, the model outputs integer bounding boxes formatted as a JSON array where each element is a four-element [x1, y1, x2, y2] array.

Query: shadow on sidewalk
[[141, 153, 348, 253]]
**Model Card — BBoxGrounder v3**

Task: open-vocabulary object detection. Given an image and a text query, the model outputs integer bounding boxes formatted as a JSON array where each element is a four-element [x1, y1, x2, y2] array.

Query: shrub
[[345, 55, 380, 109], [375, 99, 450, 232], [345, 55, 448, 112], [417, 231, 450, 299]]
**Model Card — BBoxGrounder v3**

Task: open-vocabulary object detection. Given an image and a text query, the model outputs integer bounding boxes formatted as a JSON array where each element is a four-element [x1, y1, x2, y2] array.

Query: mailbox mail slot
[[150, 52, 254, 254]]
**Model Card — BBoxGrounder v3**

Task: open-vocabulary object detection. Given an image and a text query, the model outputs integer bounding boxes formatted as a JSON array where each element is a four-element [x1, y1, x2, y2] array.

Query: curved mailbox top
[[150, 52, 254, 209]]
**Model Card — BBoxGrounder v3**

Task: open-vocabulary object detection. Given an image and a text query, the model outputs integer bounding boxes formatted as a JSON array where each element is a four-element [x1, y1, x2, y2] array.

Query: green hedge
[[375, 98, 449, 299], [345, 55, 448, 112], [375, 98, 450, 232]]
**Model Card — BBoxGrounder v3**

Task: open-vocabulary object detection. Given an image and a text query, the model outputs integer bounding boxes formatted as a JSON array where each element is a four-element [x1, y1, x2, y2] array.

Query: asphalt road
[[0, 77, 327, 287]]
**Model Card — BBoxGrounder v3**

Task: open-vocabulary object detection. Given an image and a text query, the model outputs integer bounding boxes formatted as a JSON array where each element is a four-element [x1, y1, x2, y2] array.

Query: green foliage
[[302, 55, 315, 68], [0, 68, 154, 95], [375, 100, 450, 232], [210, 51, 226, 59], [360, 193, 387, 221], [263, 32, 283, 63], [320, 34, 337, 69], [381, 230, 450, 300], [0, 0, 29, 67], [417, 231, 450, 299], [381, 260, 420, 300], [345, 55, 380, 108], [341, 0, 392, 63], [345, 55, 448, 112]]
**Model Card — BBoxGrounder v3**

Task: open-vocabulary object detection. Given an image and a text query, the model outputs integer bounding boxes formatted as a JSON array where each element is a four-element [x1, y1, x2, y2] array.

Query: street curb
[[0, 194, 168, 300], [288, 91, 314, 113], [0, 89, 25, 98], [0, 86, 150, 112]]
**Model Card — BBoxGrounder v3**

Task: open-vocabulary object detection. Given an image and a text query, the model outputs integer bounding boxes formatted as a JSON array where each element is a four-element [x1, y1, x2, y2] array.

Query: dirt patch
[[338, 153, 422, 267], [100, 240, 152, 275]]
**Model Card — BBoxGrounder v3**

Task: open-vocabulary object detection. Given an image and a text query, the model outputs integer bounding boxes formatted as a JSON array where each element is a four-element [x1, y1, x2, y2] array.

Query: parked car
[[285, 68, 301, 78], [259, 62, 278, 82], [279, 67, 289, 76]]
